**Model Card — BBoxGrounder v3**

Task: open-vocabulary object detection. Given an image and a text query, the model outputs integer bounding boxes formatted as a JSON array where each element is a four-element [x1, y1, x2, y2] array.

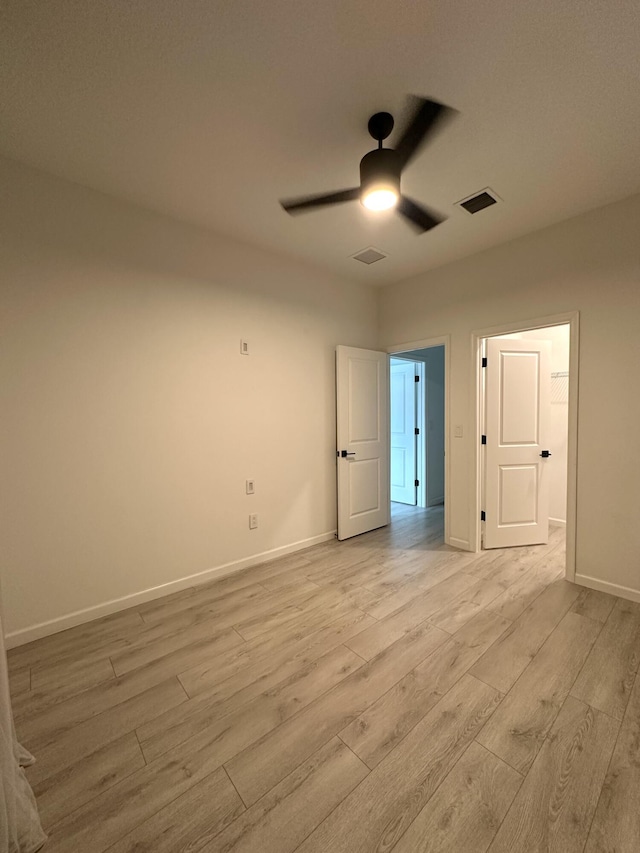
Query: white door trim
[[387, 335, 451, 547], [471, 312, 579, 581]]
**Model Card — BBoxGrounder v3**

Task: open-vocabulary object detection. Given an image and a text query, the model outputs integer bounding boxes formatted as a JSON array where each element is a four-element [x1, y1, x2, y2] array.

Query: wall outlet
[[454, 424, 464, 438], [249, 513, 258, 530], [240, 339, 249, 355], [246, 479, 255, 495]]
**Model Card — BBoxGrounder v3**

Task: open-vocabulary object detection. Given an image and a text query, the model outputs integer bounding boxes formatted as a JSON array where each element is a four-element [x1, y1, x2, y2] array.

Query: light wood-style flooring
[[8, 503, 640, 852]]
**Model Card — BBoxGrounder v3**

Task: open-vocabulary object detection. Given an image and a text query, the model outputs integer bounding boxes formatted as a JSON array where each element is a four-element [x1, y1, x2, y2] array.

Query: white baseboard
[[427, 496, 445, 508], [574, 573, 640, 604], [549, 517, 567, 527], [5, 530, 337, 649], [447, 536, 473, 552]]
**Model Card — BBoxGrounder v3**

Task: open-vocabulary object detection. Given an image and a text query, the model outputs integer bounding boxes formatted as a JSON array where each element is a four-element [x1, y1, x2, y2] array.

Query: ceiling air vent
[[352, 247, 388, 265], [457, 188, 500, 214]]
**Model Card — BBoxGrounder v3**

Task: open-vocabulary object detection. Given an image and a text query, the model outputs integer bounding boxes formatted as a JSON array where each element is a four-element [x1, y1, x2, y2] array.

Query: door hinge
[[481, 434, 487, 445], [415, 479, 420, 487], [482, 357, 487, 367], [415, 374, 420, 382], [481, 510, 486, 521], [414, 427, 420, 435]]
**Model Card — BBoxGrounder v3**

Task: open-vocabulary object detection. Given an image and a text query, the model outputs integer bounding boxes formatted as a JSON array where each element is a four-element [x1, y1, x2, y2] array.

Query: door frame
[[471, 311, 580, 580], [387, 335, 451, 546]]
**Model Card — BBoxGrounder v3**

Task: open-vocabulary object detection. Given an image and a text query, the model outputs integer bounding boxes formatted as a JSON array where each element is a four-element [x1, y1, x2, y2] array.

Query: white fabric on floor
[[1, 602, 46, 853]]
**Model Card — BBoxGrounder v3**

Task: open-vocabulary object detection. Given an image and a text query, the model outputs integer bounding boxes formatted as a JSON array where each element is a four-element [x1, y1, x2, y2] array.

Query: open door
[[390, 359, 417, 505], [336, 345, 390, 540], [484, 337, 551, 548]]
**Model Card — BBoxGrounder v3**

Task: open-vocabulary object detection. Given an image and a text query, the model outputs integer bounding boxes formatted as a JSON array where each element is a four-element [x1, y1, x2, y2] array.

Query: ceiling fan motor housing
[[359, 148, 401, 199]]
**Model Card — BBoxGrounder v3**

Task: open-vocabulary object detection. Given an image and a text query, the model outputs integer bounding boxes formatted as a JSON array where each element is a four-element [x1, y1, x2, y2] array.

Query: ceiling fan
[[280, 96, 454, 233]]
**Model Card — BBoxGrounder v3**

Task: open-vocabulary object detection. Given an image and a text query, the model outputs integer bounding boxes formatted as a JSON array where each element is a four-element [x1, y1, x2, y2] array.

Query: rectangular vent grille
[[457, 189, 499, 214], [352, 247, 387, 265]]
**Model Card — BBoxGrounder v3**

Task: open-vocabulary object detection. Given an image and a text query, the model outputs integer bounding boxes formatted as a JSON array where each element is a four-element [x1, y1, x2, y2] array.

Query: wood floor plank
[[138, 611, 374, 750], [469, 578, 581, 693], [464, 542, 544, 581], [476, 550, 553, 592], [30, 655, 115, 699], [304, 553, 380, 587], [345, 572, 477, 660], [339, 584, 384, 613], [230, 584, 352, 643], [570, 598, 640, 719], [142, 578, 318, 633], [584, 672, 640, 853], [476, 611, 601, 774], [103, 766, 245, 853], [364, 559, 465, 620], [135, 615, 374, 761], [32, 733, 145, 828], [135, 585, 205, 622], [25, 677, 187, 786], [6, 607, 144, 672], [14, 588, 255, 709], [224, 622, 448, 806], [138, 644, 364, 765], [113, 625, 245, 680], [485, 546, 565, 622], [487, 696, 619, 853], [110, 596, 260, 674], [361, 550, 457, 595], [340, 609, 511, 768], [219, 558, 314, 596], [205, 738, 368, 853], [392, 741, 522, 853], [14, 627, 243, 744], [296, 674, 501, 853], [8, 666, 30, 699], [137, 568, 292, 623], [44, 760, 242, 853], [176, 607, 374, 700], [571, 587, 617, 624], [427, 577, 505, 633]]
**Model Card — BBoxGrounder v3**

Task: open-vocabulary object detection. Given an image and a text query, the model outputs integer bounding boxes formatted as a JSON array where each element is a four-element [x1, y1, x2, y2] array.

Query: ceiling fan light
[[359, 148, 401, 212], [361, 185, 399, 211]]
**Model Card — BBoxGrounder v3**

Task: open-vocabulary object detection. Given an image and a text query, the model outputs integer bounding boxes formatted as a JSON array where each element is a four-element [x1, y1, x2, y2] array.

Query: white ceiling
[[3, 0, 640, 286]]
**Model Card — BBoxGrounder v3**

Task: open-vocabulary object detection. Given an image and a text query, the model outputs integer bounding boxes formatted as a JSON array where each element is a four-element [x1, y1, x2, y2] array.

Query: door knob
[[340, 450, 356, 458], [539, 450, 552, 458]]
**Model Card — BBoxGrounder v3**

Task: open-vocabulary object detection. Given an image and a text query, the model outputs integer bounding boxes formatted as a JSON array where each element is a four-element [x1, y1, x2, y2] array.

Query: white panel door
[[484, 337, 551, 548], [336, 346, 390, 540], [390, 359, 417, 505]]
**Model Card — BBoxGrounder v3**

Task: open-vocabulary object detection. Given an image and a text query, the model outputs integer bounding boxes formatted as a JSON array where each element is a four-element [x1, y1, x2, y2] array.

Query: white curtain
[[1, 604, 46, 853]]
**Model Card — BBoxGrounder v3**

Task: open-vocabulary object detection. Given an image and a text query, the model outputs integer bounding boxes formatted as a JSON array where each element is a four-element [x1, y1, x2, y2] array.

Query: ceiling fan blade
[[280, 188, 360, 214], [397, 196, 445, 233], [394, 97, 453, 170]]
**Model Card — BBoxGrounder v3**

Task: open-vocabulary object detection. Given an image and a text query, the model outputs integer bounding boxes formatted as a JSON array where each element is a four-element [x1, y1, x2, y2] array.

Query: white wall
[[496, 325, 569, 523], [0, 157, 378, 642], [424, 347, 445, 507], [379, 193, 640, 601]]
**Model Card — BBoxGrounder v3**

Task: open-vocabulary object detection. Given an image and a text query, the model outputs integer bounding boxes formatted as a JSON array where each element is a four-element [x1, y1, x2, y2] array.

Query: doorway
[[473, 313, 579, 579], [389, 342, 447, 544]]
